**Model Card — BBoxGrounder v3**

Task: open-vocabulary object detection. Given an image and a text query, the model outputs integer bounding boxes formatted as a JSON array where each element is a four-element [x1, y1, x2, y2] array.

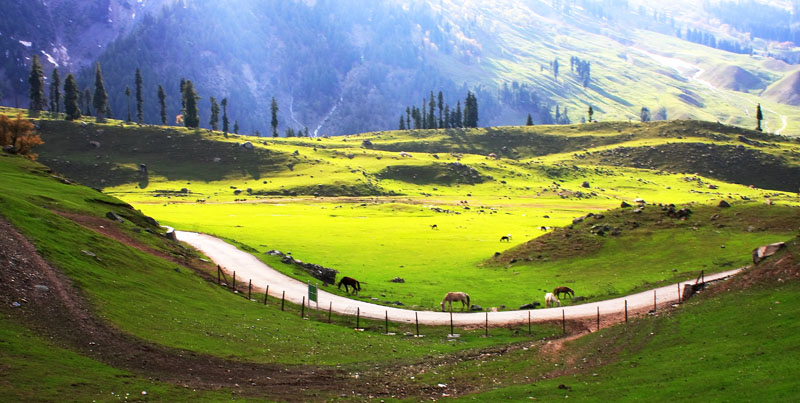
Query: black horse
[[337, 276, 361, 294], [553, 286, 575, 300]]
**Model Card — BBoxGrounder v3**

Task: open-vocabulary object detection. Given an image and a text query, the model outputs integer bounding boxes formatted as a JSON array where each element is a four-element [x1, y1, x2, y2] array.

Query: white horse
[[545, 292, 561, 308], [441, 292, 471, 312]]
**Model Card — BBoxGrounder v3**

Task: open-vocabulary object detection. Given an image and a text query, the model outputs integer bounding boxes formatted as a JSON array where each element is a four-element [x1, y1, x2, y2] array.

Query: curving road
[[176, 231, 742, 327]]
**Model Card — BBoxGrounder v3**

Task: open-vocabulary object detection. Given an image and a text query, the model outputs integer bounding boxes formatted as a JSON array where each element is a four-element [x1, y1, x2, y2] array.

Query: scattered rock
[[718, 200, 731, 208], [105, 211, 124, 222], [390, 277, 405, 283], [519, 301, 541, 310], [241, 141, 254, 150], [620, 201, 632, 208], [581, 181, 590, 188], [470, 304, 483, 311]]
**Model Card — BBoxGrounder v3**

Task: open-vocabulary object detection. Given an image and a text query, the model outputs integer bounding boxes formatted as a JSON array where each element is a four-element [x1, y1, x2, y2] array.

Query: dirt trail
[[176, 231, 742, 327], [0, 218, 347, 401]]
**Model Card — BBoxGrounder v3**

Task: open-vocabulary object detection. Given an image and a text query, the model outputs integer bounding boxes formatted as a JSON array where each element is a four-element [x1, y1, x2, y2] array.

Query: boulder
[[519, 301, 541, 310], [164, 231, 177, 241], [2, 145, 16, 154], [390, 277, 405, 283], [581, 181, 590, 188], [241, 141, 254, 150], [752, 242, 786, 264], [620, 201, 632, 208], [470, 304, 484, 311], [105, 211, 124, 222], [718, 200, 731, 208]]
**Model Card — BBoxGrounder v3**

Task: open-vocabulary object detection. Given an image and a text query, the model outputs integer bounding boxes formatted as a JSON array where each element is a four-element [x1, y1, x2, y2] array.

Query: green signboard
[[308, 283, 318, 303]]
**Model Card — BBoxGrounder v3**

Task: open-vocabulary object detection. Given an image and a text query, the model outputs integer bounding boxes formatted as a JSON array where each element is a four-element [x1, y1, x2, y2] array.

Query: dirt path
[[176, 231, 742, 327], [0, 218, 348, 401]]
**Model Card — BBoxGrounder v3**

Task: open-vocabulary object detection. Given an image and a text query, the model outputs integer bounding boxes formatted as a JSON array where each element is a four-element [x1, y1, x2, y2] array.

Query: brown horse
[[337, 276, 361, 294], [553, 286, 574, 300], [441, 292, 470, 312]]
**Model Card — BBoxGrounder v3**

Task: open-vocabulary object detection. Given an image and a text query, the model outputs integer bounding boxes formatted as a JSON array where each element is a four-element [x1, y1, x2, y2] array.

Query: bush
[[0, 113, 44, 160]]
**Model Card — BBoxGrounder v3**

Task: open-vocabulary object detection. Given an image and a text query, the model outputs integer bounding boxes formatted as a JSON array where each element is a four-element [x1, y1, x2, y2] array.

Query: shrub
[[0, 113, 44, 160]]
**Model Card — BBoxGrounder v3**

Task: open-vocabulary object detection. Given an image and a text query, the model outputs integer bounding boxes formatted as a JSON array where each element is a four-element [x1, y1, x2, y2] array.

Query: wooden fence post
[[678, 282, 681, 303], [653, 289, 657, 312], [596, 306, 600, 332], [281, 291, 285, 311], [217, 265, 221, 285], [562, 309, 566, 334], [301, 296, 305, 318], [415, 312, 419, 337], [450, 312, 454, 335], [485, 312, 488, 337], [385, 311, 389, 334], [232, 271, 236, 291], [264, 285, 269, 305], [625, 300, 628, 323], [528, 311, 531, 335], [248, 279, 252, 300], [356, 307, 360, 329], [328, 302, 332, 323]]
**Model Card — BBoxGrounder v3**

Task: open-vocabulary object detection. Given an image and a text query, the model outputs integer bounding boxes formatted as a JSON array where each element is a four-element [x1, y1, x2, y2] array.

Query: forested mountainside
[[4, 0, 800, 135]]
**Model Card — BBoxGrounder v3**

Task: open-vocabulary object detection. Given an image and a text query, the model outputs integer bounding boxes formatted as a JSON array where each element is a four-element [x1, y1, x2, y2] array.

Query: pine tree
[[640, 106, 651, 122], [50, 68, 61, 114], [463, 92, 479, 128], [83, 89, 92, 115], [405, 107, 411, 130], [437, 91, 444, 128], [454, 101, 462, 128], [135, 68, 144, 123], [234, 120, 239, 134], [444, 104, 450, 129], [270, 97, 279, 137], [209, 96, 219, 131], [221, 98, 229, 134], [182, 80, 200, 128], [399, 115, 406, 130], [157, 85, 167, 125], [125, 86, 132, 122], [93, 63, 108, 122], [28, 55, 45, 113], [179, 78, 187, 115], [587, 105, 594, 123], [428, 91, 437, 129], [63, 74, 81, 121], [526, 114, 533, 126], [304, 127, 309, 137], [422, 99, 428, 129], [756, 104, 763, 131]]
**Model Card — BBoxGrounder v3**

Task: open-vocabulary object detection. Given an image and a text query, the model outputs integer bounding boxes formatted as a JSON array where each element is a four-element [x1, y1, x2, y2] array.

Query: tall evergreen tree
[[587, 105, 594, 123], [125, 86, 132, 122], [406, 107, 411, 130], [463, 91, 479, 128], [157, 85, 167, 125], [49, 68, 61, 114], [179, 78, 187, 115], [756, 104, 763, 131], [437, 91, 444, 128], [640, 106, 651, 122], [454, 101, 462, 128], [399, 115, 406, 130], [221, 98, 229, 133], [526, 114, 533, 126], [83, 89, 92, 115], [63, 74, 81, 120], [28, 55, 45, 113], [182, 80, 200, 128], [135, 68, 144, 123], [444, 104, 450, 129], [209, 96, 220, 131], [270, 97, 279, 137], [428, 91, 436, 129], [234, 120, 239, 134], [93, 63, 108, 122]]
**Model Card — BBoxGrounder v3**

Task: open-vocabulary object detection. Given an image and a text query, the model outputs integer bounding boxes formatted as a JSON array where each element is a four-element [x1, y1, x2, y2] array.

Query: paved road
[[176, 231, 742, 326]]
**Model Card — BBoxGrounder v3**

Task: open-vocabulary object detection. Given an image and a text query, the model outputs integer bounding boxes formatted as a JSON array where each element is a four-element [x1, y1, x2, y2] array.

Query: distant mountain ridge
[[3, 0, 800, 135]]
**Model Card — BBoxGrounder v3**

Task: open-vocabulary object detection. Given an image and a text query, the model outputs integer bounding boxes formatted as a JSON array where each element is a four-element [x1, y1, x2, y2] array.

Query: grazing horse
[[545, 292, 561, 308], [441, 292, 470, 312], [337, 276, 361, 294], [500, 234, 512, 242], [553, 286, 575, 300]]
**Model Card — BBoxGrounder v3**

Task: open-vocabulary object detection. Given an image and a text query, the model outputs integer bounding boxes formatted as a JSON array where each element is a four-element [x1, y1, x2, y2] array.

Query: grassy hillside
[[14, 111, 798, 310]]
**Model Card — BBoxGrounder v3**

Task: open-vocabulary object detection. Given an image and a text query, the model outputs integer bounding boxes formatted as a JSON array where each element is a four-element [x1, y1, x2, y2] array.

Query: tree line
[[398, 90, 479, 130]]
